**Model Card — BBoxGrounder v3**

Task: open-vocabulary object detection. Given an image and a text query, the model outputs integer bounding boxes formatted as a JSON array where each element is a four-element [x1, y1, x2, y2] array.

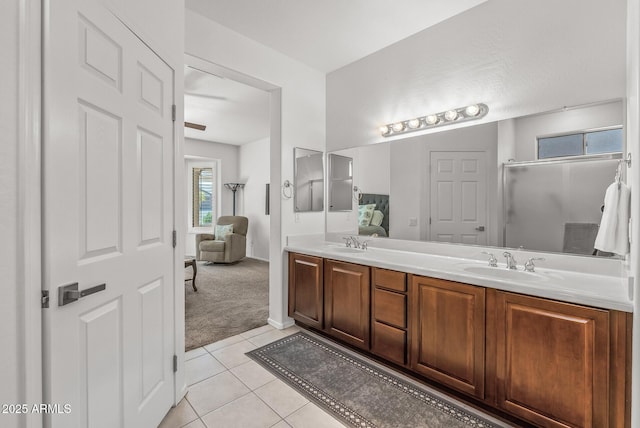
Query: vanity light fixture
[[379, 103, 489, 137]]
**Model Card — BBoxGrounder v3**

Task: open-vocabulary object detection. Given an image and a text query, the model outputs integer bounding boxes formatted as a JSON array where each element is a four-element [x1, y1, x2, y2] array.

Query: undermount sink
[[463, 266, 547, 282]]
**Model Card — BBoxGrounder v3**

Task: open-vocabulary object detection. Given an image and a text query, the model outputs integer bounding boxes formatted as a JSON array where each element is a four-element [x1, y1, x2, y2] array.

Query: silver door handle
[[475, 226, 485, 231], [58, 282, 106, 306]]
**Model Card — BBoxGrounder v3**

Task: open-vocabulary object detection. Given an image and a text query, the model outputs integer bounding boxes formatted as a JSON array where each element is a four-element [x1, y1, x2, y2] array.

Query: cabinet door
[[288, 252, 324, 329], [495, 292, 609, 428], [324, 260, 370, 350], [410, 276, 485, 398]]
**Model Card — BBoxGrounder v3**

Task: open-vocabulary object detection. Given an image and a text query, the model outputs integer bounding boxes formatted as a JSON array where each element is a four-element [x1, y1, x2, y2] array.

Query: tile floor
[[158, 324, 347, 428]]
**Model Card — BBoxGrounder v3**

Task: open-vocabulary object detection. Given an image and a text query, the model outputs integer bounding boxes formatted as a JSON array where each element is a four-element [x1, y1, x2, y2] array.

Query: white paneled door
[[429, 152, 487, 245], [43, 2, 175, 427]]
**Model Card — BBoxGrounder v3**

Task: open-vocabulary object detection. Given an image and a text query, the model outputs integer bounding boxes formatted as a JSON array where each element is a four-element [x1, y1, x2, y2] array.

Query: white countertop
[[285, 238, 633, 313]]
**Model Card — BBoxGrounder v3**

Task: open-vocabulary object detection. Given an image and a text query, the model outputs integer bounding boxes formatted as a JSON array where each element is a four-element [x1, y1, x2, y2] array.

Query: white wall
[[184, 138, 240, 256], [185, 9, 326, 327], [0, 2, 22, 426], [354, 144, 390, 195], [240, 138, 271, 261], [326, 0, 626, 151]]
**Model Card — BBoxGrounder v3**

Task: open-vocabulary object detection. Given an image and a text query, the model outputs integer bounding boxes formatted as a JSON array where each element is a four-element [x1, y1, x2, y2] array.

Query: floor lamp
[[224, 183, 245, 215]]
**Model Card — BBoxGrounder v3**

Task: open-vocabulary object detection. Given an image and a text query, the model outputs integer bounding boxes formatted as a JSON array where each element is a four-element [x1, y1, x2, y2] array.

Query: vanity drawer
[[373, 288, 406, 328], [373, 268, 406, 292], [372, 321, 407, 366]]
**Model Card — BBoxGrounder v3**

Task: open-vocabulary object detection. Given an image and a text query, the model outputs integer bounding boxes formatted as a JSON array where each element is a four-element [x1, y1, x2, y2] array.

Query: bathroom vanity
[[286, 241, 632, 428]]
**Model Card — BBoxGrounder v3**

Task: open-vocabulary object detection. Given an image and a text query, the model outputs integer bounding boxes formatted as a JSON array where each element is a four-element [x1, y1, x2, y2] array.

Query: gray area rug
[[185, 258, 268, 351], [247, 332, 506, 428]]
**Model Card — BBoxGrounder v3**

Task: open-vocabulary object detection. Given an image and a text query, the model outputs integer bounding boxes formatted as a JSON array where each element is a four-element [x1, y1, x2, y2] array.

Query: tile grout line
[[226, 366, 306, 421]]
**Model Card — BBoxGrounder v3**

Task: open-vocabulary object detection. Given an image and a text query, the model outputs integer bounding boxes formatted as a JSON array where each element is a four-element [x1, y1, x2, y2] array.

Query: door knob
[[475, 226, 485, 231], [58, 282, 106, 306]]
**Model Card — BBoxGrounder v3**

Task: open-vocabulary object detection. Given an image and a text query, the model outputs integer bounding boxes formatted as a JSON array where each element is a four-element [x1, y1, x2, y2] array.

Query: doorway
[[182, 56, 276, 354]]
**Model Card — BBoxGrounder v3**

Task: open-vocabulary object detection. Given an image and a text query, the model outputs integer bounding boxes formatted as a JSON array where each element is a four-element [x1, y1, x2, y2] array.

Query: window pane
[[193, 167, 213, 227], [585, 128, 623, 154], [538, 134, 584, 159]]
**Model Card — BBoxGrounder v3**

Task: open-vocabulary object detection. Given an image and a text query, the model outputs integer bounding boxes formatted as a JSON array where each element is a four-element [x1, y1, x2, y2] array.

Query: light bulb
[[407, 118, 421, 129], [379, 125, 390, 135], [465, 104, 480, 117], [444, 110, 458, 121], [392, 122, 405, 132], [425, 115, 439, 125]]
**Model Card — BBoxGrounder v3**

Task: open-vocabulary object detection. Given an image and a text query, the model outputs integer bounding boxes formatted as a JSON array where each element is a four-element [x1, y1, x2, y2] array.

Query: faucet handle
[[342, 236, 352, 248], [481, 251, 498, 267], [524, 257, 545, 272]]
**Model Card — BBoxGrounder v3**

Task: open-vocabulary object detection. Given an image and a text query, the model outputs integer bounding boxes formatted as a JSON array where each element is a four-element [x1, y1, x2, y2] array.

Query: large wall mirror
[[326, 99, 626, 257], [294, 147, 324, 212]]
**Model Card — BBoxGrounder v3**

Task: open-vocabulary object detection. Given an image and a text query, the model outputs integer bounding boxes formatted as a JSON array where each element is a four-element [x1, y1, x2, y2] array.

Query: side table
[[184, 258, 197, 291]]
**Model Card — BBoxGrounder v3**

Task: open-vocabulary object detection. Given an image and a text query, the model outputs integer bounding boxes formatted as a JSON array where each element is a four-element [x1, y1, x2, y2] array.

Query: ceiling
[[185, 0, 487, 73], [184, 65, 270, 145], [183, 0, 487, 145]]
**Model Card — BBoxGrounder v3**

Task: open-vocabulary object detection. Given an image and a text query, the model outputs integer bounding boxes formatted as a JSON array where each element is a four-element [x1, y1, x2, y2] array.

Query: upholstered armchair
[[195, 216, 248, 263]]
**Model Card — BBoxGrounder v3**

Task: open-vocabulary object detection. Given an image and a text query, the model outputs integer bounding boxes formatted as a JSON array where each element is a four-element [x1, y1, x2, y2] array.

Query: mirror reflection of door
[[429, 151, 487, 244], [294, 148, 324, 212], [329, 153, 354, 211]]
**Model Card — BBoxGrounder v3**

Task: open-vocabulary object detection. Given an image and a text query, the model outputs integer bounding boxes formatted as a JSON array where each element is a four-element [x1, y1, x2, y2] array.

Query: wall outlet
[[408, 217, 418, 227]]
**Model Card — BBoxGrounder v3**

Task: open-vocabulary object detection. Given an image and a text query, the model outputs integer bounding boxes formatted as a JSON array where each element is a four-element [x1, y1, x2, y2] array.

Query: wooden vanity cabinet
[[287, 252, 631, 428], [371, 268, 408, 366], [410, 275, 486, 399], [494, 291, 629, 428], [288, 253, 324, 329], [324, 259, 371, 350]]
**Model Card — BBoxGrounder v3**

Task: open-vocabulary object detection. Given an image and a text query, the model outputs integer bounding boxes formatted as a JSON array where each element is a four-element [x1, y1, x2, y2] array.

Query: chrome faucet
[[481, 252, 498, 267], [350, 236, 361, 249], [524, 257, 545, 272], [342, 236, 353, 248], [503, 251, 518, 270]]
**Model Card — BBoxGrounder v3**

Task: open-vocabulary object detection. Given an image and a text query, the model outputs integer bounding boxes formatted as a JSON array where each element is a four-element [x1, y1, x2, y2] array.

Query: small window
[[585, 128, 623, 154], [537, 127, 622, 159], [192, 167, 213, 227]]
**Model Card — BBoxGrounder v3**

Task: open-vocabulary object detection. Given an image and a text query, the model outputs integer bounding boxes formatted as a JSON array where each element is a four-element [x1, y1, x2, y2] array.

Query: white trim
[[267, 317, 295, 330], [627, 0, 640, 425], [173, 61, 187, 404], [19, 0, 43, 426]]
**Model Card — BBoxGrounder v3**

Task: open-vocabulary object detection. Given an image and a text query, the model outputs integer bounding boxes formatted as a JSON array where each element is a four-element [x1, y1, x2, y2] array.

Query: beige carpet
[[185, 258, 269, 351]]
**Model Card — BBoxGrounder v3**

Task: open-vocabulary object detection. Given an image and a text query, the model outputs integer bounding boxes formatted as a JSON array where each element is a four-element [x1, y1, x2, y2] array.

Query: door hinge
[[41, 290, 49, 308], [172, 230, 177, 248], [171, 104, 176, 122], [429, 217, 432, 225], [173, 355, 178, 373]]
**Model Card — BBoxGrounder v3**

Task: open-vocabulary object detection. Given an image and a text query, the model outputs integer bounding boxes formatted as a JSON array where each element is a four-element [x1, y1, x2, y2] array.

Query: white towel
[[594, 181, 630, 255]]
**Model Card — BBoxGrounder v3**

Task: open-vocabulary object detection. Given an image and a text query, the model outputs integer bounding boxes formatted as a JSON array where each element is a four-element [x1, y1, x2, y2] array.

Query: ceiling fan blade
[[185, 122, 206, 131]]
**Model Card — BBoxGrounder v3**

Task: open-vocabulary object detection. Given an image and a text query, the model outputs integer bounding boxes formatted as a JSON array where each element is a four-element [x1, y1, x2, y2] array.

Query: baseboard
[[268, 317, 295, 330], [249, 255, 269, 262]]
